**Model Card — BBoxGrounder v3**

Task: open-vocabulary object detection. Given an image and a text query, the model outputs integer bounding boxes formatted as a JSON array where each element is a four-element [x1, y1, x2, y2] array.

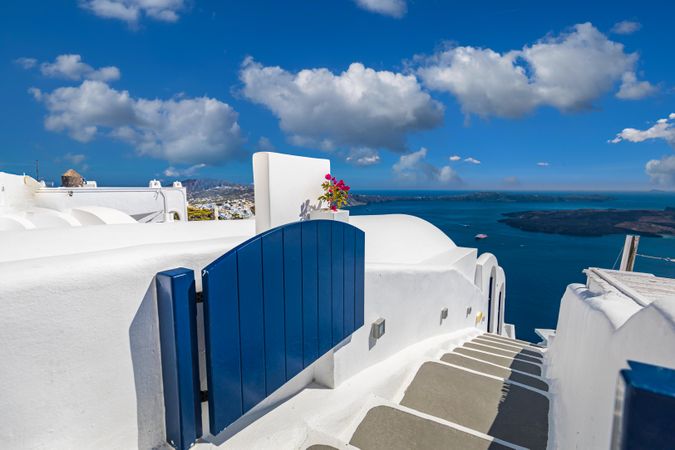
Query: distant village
[[184, 179, 255, 220]]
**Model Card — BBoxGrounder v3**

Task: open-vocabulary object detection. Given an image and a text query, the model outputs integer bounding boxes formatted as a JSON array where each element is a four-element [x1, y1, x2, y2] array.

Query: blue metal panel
[[331, 222, 344, 345], [612, 360, 675, 450], [261, 231, 286, 395], [302, 221, 319, 367], [283, 223, 304, 379], [236, 239, 267, 412], [343, 225, 356, 336], [354, 229, 365, 330], [202, 253, 243, 434], [156, 268, 202, 450], [317, 221, 333, 355]]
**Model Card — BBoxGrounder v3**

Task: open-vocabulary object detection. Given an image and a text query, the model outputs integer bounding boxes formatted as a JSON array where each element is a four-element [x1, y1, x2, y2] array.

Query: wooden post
[[619, 235, 640, 272]]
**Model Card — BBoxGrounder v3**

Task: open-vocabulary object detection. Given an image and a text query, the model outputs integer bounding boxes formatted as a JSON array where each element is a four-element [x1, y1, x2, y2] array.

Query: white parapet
[[252, 152, 330, 233], [546, 270, 675, 450]]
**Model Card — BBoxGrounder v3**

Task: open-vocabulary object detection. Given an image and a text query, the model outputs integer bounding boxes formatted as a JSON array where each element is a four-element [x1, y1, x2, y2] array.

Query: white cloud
[[63, 152, 87, 165], [346, 148, 381, 166], [616, 72, 657, 99], [646, 155, 675, 186], [256, 136, 276, 151], [611, 113, 675, 147], [38, 54, 120, 82], [464, 157, 480, 164], [164, 163, 206, 178], [611, 20, 642, 35], [537, 162, 550, 167], [79, 0, 186, 25], [31, 80, 244, 164], [418, 23, 651, 118], [354, 0, 406, 18], [240, 58, 443, 156], [449, 155, 461, 161], [14, 57, 37, 69], [393, 147, 460, 183]]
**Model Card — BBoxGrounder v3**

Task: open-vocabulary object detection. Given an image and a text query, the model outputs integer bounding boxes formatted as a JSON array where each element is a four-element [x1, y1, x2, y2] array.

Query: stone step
[[453, 347, 542, 376], [350, 405, 514, 450], [471, 337, 544, 358], [441, 352, 549, 392], [462, 342, 543, 365], [481, 333, 543, 349], [399, 362, 548, 450]]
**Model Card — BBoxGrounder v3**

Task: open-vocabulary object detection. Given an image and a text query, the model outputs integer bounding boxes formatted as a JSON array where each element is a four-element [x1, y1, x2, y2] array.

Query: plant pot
[[309, 209, 349, 223]]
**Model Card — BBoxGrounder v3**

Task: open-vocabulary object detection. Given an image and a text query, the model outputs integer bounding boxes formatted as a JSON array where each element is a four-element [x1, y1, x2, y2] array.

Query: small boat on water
[[475, 233, 488, 240]]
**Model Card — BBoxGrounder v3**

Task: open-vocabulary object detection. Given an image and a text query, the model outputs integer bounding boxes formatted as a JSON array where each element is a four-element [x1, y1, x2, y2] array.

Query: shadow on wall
[[300, 199, 320, 221], [129, 281, 166, 450]]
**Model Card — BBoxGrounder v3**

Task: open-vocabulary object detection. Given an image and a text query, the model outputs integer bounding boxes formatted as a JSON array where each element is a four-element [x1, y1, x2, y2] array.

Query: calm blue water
[[349, 192, 675, 342]]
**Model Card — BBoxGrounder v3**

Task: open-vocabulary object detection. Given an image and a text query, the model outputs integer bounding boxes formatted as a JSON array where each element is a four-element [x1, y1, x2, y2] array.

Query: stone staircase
[[309, 333, 549, 450]]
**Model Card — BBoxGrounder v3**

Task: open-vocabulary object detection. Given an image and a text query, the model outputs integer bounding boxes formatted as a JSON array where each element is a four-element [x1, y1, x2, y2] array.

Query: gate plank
[[317, 221, 333, 355], [354, 230, 365, 329], [331, 222, 344, 345], [283, 224, 304, 379], [262, 231, 286, 395], [237, 240, 266, 412], [343, 225, 356, 336], [203, 253, 243, 434], [302, 221, 319, 367]]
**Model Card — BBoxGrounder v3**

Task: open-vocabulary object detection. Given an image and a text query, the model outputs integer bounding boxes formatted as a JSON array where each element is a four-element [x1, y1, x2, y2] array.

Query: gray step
[[481, 333, 543, 349], [472, 337, 544, 358], [441, 352, 549, 392], [463, 342, 543, 365], [306, 446, 339, 450], [453, 347, 542, 376], [350, 405, 513, 450], [400, 362, 548, 450]]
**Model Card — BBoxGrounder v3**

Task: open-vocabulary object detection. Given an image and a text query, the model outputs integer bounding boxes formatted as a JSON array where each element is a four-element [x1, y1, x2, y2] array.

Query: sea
[[349, 191, 675, 343]]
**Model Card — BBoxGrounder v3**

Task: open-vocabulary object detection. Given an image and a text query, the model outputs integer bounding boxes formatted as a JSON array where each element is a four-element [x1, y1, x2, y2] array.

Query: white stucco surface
[[0, 219, 255, 263], [253, 152, 330, 233], [0, 171, 189, 228], [547, 279, 675, 450]]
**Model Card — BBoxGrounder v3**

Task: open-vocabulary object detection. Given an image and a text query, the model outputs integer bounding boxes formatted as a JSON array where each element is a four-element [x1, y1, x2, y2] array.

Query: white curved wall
[[547, 284, 675, 450], [350, 214, 457, 265]]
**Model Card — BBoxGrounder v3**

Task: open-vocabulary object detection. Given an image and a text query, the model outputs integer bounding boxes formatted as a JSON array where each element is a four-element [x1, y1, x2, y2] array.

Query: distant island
[[500, 208, 675, 237], [349, 192, 612, 206]]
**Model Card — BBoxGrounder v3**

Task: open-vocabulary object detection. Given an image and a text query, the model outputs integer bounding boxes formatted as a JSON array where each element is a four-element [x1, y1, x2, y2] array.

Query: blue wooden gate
[[156, 220, 365, 449]]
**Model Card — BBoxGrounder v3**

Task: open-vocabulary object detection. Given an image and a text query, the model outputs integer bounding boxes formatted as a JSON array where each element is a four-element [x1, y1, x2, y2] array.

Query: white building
[[0, 152, 673, 450]]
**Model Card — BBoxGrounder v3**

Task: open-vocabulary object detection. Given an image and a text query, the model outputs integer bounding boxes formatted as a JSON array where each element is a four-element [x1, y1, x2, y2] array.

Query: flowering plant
[[318, 173, 350, 212]]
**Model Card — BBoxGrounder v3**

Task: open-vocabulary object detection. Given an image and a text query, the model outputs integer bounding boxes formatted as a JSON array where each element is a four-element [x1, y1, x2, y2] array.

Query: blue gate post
[[156, 268, 202, 450], [611, 360, 675, 450]]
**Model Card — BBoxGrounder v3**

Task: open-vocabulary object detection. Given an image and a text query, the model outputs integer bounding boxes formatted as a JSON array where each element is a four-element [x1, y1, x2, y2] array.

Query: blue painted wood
[[302, 221, 319, 367], [343, 226, 356, 337], [612, 360, 675, 450], [236, 239, 267, 412], [283, 223, 304, 379], [196, 219, 365, 437], [354, 230, 365, 329], [156, 268, 202, 450], [317, 221, 333, 355], [261, 231, 286, 395], [331, 222, 344, 345], [202, 253, 243, 434]]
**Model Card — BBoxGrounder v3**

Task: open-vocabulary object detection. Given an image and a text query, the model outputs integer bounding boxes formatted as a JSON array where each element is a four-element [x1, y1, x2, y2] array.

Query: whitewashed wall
[[547, 283, 675, 450], [253, 152, 330, 233]]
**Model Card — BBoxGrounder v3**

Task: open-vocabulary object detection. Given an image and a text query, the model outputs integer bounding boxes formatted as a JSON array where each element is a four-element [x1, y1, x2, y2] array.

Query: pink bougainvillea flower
[[331, 205, 337, 212], [325, 174, 331, 180]]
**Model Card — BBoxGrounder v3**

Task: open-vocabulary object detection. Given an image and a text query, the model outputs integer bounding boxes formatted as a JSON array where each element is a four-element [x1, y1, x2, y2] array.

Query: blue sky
[[1, 0, 674, 190]]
